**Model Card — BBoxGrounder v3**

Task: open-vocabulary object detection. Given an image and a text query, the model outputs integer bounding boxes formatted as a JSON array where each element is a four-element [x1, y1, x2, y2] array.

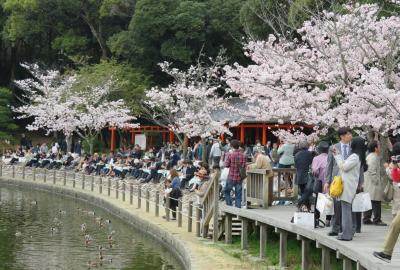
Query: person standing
[[312, 141, 329, 227], [386, 142, 400, 217], [294, 140, 315, 211], [325, 127, 353, 237], [224, 139, 247, 208], [252, 139, 264, 155], [20, 134, 29, 149], [209, 139, 222, 167], [271, 143, 279, 167], [374, 143, 400, 262], [167, 169, 182, 220], [363, 141, 387, 226], [373, 211, 400, 262], [264, 141, 272, 158], [277, 140, 295, 168], [332, 136, 366, 241], [74, 140, 82, 156]]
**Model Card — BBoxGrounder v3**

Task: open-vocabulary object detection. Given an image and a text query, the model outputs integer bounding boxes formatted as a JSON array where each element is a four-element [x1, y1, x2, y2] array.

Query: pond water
[[0, 185, 183, 270]]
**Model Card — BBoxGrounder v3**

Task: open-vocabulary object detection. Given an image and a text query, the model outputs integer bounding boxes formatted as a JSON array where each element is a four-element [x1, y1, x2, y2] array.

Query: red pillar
[[169, 131, 174, 144], [255, 127, 260, 141], [262, 124, 267, 145], [240, 125, 245, 144], [110, 128, 116, 151], [220, 133, 225, 141]]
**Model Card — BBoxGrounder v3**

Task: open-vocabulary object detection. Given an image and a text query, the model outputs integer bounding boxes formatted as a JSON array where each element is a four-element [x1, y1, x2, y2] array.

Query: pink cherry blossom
[[224, 3, 400, 142]]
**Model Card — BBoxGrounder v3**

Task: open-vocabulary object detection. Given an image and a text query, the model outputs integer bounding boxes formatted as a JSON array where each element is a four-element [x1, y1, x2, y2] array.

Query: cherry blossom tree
[[224, 3, 400, 150], [144, 53, 232, 161], [13, 64, 137, 154]]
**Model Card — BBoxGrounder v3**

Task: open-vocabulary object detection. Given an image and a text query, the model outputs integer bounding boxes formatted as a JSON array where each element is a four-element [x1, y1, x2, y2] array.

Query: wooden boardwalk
[[220, 204, 400, 270]]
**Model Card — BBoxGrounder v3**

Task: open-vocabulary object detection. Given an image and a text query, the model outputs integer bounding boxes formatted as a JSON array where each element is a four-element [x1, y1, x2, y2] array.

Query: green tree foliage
[[73, 60, 151, 114], [0, 87, 18, 141], [1, 0, 400, 129], [108, 0, 246, 82]]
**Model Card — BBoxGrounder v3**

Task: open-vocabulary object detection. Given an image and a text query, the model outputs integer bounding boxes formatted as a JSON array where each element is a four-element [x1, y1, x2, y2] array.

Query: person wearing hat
[[195, 168, 210, 200], [312, 141, 330, 227]]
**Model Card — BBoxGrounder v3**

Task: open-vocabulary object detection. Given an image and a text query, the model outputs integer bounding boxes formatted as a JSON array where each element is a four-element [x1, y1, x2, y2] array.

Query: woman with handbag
[[332, 137, 367, 241]]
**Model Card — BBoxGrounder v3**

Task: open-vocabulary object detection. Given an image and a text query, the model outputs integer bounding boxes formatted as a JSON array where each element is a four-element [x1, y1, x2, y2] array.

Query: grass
[[214, 226, 344, 270]]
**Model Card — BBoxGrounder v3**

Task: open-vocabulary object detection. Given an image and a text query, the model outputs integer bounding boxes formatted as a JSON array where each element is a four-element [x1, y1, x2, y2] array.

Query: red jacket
[[391, 168, 400, 183]]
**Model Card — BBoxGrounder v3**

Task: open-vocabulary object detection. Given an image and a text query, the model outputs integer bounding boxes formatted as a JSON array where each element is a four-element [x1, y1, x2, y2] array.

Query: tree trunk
[[378, 134, 391, 163], [182, 134, 188, 160], [201, 137, 207, 164], [81, 12, 108, 59], [376, 134, 391, 185], [89, 140, 94, 155], [66, 135, 72, 153], [83, 136, 96, 155]]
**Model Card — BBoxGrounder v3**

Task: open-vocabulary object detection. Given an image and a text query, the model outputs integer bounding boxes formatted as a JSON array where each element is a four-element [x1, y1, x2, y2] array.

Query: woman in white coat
[[333, 137, 367, 241]]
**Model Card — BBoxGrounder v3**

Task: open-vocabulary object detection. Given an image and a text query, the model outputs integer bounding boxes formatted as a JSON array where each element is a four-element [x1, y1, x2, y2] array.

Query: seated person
[[95, 154, 107, 175], [195, 169, 210, 202], [180, 160, 196, 189], [141, 157, 162, 183]]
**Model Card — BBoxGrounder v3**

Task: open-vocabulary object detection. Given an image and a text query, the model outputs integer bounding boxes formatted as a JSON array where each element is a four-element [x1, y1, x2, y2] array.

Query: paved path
[[220, 203, 400, 270]]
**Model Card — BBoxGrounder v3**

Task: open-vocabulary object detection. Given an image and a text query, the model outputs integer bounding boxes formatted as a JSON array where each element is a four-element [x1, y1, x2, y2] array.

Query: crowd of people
[[3, 130, 400, 263]]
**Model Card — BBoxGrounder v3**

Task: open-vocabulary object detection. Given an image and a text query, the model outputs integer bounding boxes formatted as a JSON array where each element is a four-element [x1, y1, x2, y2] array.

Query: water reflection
[[0, 186, 182, 270]]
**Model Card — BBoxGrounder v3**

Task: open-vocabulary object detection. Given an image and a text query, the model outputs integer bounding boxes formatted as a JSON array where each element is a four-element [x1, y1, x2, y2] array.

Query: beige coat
[[364, 153, 385, 202], [248, 154, 273, 177], [334, 153, 360, 204]]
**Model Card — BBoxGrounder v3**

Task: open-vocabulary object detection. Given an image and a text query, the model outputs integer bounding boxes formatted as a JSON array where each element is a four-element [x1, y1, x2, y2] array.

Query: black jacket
[[294, 149, 314, 185]]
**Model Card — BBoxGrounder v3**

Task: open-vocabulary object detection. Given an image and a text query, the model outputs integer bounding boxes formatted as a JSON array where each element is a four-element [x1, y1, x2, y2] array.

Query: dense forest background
[[0, 0, 397, 143]]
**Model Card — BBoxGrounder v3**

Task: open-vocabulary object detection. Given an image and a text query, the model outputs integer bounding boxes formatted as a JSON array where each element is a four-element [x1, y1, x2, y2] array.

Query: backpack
[[236, 155, 247, 180]]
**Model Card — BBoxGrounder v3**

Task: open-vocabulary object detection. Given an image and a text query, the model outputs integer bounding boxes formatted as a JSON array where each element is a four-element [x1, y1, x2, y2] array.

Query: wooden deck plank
[[220, 204, 400, 270]]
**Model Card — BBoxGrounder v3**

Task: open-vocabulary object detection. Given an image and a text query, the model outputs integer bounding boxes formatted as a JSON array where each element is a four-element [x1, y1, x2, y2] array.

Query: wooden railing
[[272, 168, 298, 201], [199, 169, 220, 241], [246, 168, 297, 208], [0, 164, 206, 240], [246, 168, 272, 208]]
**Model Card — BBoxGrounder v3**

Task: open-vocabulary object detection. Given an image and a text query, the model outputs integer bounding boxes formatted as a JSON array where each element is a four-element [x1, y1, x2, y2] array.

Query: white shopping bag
[[352, 192, 372, 212], [219, 159, 225, 168], [293, 212, 314, 228], [316, 193, 334, 216], [220, 168, 229, 182]]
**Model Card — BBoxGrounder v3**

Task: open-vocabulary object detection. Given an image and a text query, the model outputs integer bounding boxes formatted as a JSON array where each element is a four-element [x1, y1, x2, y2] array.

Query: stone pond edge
[[0, 177, 191, 270]]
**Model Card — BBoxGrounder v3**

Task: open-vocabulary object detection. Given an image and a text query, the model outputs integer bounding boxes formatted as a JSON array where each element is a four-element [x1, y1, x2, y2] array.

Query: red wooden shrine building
[[109, 123, 312, 151]]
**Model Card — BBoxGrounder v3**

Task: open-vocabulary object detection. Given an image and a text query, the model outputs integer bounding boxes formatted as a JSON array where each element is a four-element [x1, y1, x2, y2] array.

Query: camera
[[391, 155, 400, 164]]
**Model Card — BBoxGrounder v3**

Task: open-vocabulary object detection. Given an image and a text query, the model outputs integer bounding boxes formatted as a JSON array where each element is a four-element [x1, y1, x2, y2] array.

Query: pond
[[0, 185, 183, 270]]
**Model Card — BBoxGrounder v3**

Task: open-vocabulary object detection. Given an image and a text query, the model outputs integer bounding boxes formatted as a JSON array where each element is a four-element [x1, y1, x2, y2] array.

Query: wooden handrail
[[199, 169, 220, 238], [246, 167, 297, 208]]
